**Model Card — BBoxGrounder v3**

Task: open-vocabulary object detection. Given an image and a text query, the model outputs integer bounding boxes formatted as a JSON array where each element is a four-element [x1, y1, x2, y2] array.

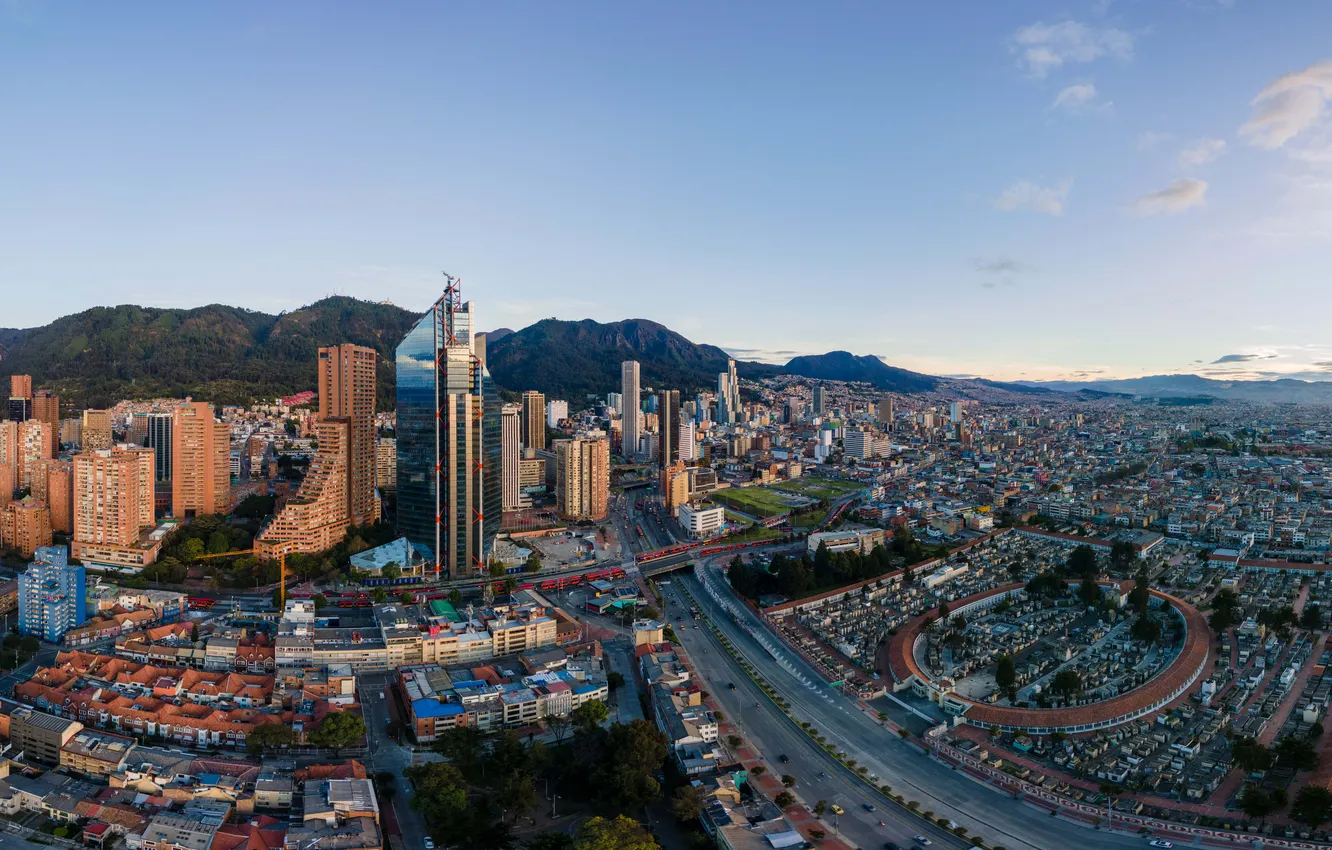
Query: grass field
[[722, 526, 783, 545], [711, 487, 796, 518], [769, 478, 864, 499]]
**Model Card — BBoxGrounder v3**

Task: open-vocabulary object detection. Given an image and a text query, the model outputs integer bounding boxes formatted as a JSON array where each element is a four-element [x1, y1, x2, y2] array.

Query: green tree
[[774, 790, 796, 808], [405, 762, 473, 838], [382, 563, 402, 580], [672, 784, 705, 821], [1291, 784, 1332, 829], [544, 714, 572, 745], [247, 723, 296, 753], [1051, 670, 1081, 697], [206, 531, 231, 555], [607, 671, 625, 691], [525, 552, 544, 573], [813, 800, 828, 817], [1240, 787, 1274, 824], [594, 719, 668, 809], [1066, 545, 1098, 576], [571, 699, 610, 733], [180, 537, 206, 560], [190, 623, 200, 643], [19, 636, 39, 655], [308, 711, 367, 753], [371, 588, 388, 604], [434, 725, 488, 776], [499, 772, 539, 821], [781, 774, 797, 787], [524, 834, 574, 850], [312, 593, 328, 610], [995, 654, 1017, 696], [573, 816, 658, 850], [1128, 567, 1151, 614], [1231, 737, 1273, 773], [1078, 575, 1102, 608], [1275, 735, 1320, 772], [1302, 603, 1323, 630]]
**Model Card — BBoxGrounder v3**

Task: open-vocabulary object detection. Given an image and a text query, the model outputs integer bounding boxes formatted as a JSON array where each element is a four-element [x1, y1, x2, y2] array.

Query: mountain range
[[2, 297, 1330, 406]]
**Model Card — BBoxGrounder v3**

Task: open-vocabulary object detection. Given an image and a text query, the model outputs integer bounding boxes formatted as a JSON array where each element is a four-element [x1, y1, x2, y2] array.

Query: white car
[[424, 839, 435, 850], [1148, 842, 1173, 849], [914, 837, 931, 847]]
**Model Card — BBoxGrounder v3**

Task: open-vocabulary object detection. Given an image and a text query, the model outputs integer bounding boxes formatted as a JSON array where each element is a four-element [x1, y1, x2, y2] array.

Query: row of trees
[[728, 527, 946, 602]]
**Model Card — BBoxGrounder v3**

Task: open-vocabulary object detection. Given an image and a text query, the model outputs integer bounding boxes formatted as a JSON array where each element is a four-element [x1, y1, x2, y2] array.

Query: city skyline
[[4, 3, 1331, 382]]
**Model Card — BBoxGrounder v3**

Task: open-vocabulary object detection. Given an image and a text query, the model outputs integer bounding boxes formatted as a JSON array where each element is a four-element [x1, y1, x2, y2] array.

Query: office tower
[[0, 421, 17, 496], [678, 421, 697, 462], [844, 428, 872, 461], [9, 376, 31, 401], [812, 385, 826, 416], [546, 400, 569, 428], [17, 420, 51, 489], [606, 392, 623, 416], [501, 404, 523, 511], [60, 418, 81, 446], [17, 546, 85, 642], [318, 344, 377, 527], [72, 448, 156, 567], [950, 401, 963, 423], [621, 361, 641, 459], [658, 390, 679, 468], [785, 397, 805, 425], [716, 372, 731, 426], [7, 397, 30, 423], [31, 391, 59, 457], [554, 436, 610, 520], [81, 410, 113, 451], [3, 498, 53, 559], [144, 413, 173, 482], [395, 277, 502, 579], [727, 359, 739, 412], [40, 459, 72, 534], [256, 418, 350, 556], [521, 391, 546, 451], [172, 403, 229, 518], [375, 437, 396, 494], [695, 394, 708, 424], [129, 412, 148, 446], [877, 397, 894, 429]]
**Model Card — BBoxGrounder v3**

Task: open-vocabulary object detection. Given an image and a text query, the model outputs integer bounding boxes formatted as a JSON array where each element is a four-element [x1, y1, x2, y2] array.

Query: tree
[[727, 734, 743, 748], [525, 552, 544, 574], [571, 700, 610, 733], [774, 791, 796, 808], [813, 800, 828, 817], [937, 601, 951, 621], [607, 671, 625, 691], [1078, 576, 1102, 608], [1066, 545, 1097, 577], [1051, 670, 1082, 698], [1131, 613, 1162, 644], [247, 723, 296, 753], [672, 784, 705, 822], [751, 765, 766, 777], [572, 815, 659, 850], [1292, 784, 1332, 829], [371, 588, 389, 604], [406, 762, 473, 838], [1231, 737, 1273, 773], [1128, 567, 1151, 614], [594, 719, 668, 809], [1303, 603, 1323, 630], [19, 636, 39, 655], [995, 654, 1016, 696], [311, 593, 328, 611], [1210, 589, 1241, 633], [499, 772, 539, 821], [781, 774, 797, 787], [491, 561, 507, 579], [434, 725, 487, 775], [544, 714, 572, 744], [1275, 735, 1320, 772], [308, 711, 367, 753], [382, 563, 402, 580], [180, 537, 206, 560], [525, 834, 574, 850], [1240, 787, 1274, 824], [190, 623, 200, 643], [206, 531, 231, 555], [400, 591, 416, 605]]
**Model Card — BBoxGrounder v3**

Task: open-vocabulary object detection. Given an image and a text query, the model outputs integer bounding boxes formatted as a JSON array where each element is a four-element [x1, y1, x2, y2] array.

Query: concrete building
[[9, 376, 31, 402], [678, 421, 697, 462], [318, 344, 377, 526], [59, 729, 136, 776], [33, 458, 72, 534], [658, 389, 680, 468], [18, 545, 86, 642], [143, 412, 173, 483], [678, 502, 725, 539], [621, 361, 641, 459], [72, 448, 158, 568], [256, 418, 350, 557], [877, 396, 894, 428], [521, 390, 545, 452], [1, 497, 52, 557], [81, 409, 113, 452], [9, 707, 82, 765], [31, 391, 59, 457], [812, 385, 826, 416], [501, 404, 523, 511], [546, 400, 568, 427], [375, 437, 396, 495], [171, 403, 230, 518], [843, 428, 873, 461], [554, 436, 610, 520]]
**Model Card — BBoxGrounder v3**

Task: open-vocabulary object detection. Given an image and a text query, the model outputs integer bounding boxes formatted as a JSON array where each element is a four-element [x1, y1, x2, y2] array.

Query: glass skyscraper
[[395, 278, 502, 579]]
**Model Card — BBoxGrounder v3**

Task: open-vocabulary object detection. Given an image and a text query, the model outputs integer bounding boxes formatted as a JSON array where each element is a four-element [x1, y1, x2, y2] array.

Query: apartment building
[[1, 496, 52, 558], [172, 403, 230, 518], [81, 410, 113, 451], [10, 707, 83, 765], [554, 435, 609, 520]]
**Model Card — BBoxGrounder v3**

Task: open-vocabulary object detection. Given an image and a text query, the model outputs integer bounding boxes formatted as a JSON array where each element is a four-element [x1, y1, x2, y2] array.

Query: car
[[1148, 843, 1173, 849], [830, 804, 845, 815], [913, 837, 931, 847], [424, 840, 435, 850], [862, 803, 876, 811], [779, 754, 790, 764], [728, 683, 736, 690]]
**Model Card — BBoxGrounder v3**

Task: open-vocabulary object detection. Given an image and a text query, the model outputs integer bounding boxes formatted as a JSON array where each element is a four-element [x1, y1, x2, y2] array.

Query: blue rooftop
[[413, 699, 464, 718]]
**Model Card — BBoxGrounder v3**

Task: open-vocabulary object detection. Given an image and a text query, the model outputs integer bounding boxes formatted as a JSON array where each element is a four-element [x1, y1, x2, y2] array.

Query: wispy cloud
[[1010, 21, 1134, 77], [1052, 83, 1110, 114], [1240, 60, 1332, 149], [1134, 178, 1208, 215], [992, 180, 1070, 215], [1179, 138, 1227, 168], [1212, 352, 1277, 363]]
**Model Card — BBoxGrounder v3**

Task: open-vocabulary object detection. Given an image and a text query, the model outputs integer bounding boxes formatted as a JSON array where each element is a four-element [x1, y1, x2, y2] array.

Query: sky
[[2, 1, 1331, 383]]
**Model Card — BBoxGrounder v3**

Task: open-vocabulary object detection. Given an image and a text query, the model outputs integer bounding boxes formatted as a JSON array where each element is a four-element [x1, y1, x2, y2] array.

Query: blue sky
[[3, 1, 1331, 381]]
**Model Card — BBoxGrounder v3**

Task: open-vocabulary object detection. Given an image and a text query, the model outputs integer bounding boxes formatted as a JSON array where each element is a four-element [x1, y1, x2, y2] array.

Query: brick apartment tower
[[318, 344, 377, 526], [37, 459, 73, 534], [81, 409, 113, 451], [31, 391, 59, 457], [9, 376, 31, 401], [72, 448, 155, 564], [521, 390, 546, 451], [171, 402, 229, 518]]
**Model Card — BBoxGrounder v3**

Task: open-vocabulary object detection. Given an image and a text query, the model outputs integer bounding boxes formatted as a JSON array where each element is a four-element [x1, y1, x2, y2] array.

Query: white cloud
[[1240, 60, 1332, 149], [1011, 21, 1134, 77], [1134, 178, 1208, 215], [1052, 83, 1110, 114], [992, 180, 1071, 215], [1136, 131, 1173, 151], [1178, 138, 1227, 168]]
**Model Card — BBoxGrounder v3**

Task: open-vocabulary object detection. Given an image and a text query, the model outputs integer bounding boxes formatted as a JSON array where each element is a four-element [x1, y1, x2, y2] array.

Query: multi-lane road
[[669, 559, 1155, 850]]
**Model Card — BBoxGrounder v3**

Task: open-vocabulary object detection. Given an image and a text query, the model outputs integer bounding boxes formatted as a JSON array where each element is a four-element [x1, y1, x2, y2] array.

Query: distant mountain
[[486, 318, 780, 400], [1020, 374, 1332, 404], [782, 351, 939, 393], [482, 327, 515, 344], [0, 297, 419, 409]]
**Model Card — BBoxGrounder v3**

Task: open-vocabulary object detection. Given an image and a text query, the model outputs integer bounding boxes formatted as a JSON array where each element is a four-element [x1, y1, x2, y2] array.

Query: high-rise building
[[72, 448, 156, 568], [31, 391, 59, 457], [17, 420, 51, 490], [81, 410, 113, 451], [501, 404, 523, 511], [129, 412, 149, 447], [658, 390, 680, 468], [0, 420, 17, 496], [662, 461, 688, 511], [785, 397, 805, 425], [171, 403, 229, 518], [256, 418, 350, 557], [375, 437, 396, 494], [546, 400, 569, 428], [40, 459, 72, 534], [7, 397, 30, 423], [844, 428, 873, 461], [395, 277, 502, 579], [521, 391, 546, 452], [876, 396, 894, 429], [60, 418, 81, 446], [727, 359, 739, 412], [605, 392, 623, 416], [678, 421, 697, 462], [2, 497, 53, 559], [812, 385, 826, 416], [318, 344, 377, 527], [950, 401, 964, 423], [9, 376, 32, 402], [621, 361, 641, 460], [716, 372, 731, 426], [17, 546, 85, 643], [554, 436, 609, 520], [144, 413, 173, 482]]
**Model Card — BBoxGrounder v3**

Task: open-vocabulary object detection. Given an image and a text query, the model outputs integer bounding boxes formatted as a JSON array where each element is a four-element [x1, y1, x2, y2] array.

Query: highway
[[674, 560, 1152, 850]]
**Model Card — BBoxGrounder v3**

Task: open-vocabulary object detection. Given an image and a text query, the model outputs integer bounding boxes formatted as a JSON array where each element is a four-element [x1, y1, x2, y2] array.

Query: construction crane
[[196, 542, 296, 610]]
